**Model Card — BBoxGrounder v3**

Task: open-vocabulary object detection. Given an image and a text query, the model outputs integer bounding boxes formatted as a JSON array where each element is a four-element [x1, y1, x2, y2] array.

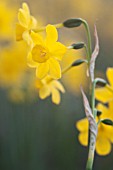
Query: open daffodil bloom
[[95, 68, 113, 103], [16, 2, 37, 42], [35, 76, 65, 104], [76, 103, 113, 156], [27, 24, 67, 79]]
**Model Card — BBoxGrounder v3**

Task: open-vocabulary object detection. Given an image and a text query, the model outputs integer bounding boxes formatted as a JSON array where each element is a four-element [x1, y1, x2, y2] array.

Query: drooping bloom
[[27, 24, 67, 79], [16, 2, 37, 43], [95, 67, 113, 103], [76, 103, 113, 155], [35, 76, 65, 104]]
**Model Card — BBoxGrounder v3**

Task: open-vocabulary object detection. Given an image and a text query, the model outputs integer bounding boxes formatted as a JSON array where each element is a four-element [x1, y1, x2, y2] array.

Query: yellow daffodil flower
[[27, 24, 67, 79], [16, 2, 37, 43], [95, 68, 113, 103], [35, 76, 65, 104], [76, 103, 113, 155]]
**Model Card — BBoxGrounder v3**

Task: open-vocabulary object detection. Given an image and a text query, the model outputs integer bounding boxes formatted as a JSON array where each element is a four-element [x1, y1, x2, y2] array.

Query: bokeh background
[[0, 0, 113, 169]]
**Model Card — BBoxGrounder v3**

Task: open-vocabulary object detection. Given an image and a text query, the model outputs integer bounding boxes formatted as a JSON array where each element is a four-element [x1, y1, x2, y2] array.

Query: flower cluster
[[15, 3, 67, 104], [76, 68, 113, 156], [15, 2, 87, 104]]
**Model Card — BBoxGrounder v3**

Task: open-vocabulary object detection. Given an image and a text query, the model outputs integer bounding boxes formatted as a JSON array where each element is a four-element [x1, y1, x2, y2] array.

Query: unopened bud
[[71, 59, 86, 67], [96, 78, 107, 87], [63, 18, 82, 28], [97, 110, 102, 117], [101, 119, 113, 126], [70, 42, 84, 50]]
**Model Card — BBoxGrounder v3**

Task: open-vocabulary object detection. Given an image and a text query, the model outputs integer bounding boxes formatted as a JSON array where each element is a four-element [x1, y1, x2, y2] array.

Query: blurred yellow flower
[[16, 2, 37, 42], [27, 24, 66, 79], [95, 68, 113, 103], [0, 1, 16, 38], [61, 49, 87, 95], [8, 72, 37, 103], [0, 42, 28, 87], [35, 76, 65, 104], [76, 103, 113, 155]]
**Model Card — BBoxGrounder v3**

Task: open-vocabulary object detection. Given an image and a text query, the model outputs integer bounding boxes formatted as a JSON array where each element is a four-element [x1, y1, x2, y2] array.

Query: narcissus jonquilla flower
[[27, 24, 67, 79], [76, 103, 113, 156], [35, 76, 65, 104], [95, 68, 113, 103], [16, 2, 37, 42]]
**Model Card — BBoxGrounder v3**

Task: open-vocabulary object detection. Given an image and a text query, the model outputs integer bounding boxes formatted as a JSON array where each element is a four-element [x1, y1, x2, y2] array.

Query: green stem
[[84, 44, 90, 63], [82, 19, 96, 170], [82, 19, 92, 60], [86, 132, 96, 170], [33, 23, 63, 32]]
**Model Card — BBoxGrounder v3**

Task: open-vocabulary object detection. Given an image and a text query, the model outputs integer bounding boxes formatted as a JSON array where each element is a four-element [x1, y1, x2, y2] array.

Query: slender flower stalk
[[82, 20, 97, 170], [33, 23, 63, 32]]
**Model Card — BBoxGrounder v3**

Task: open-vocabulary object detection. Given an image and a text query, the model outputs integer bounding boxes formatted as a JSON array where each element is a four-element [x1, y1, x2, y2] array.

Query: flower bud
[[97, 110, 102, 116], [101, 119, 113, 126], [71, 59, 86, 67], [70, 42, 84, 50], [63, 18, 82, 28], [95, 78, 107, 87]]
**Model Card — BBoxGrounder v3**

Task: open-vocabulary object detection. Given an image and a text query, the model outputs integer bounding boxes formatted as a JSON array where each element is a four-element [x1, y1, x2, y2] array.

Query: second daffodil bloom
[[95, 67, 113, 103], [35, 76, 65, 104], [76, 103, 113, 156], [16, 2, 37, 42], [27, 24, 67, 79]]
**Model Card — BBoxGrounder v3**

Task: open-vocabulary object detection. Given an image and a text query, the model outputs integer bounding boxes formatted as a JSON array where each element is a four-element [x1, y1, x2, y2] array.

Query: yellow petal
[[30, 31, 44, 45], [27, 52, 38, 68], [76, 118, 88, 132], [107, 68, 113, 87], [96, 103, 109, 119], [18, 9, 28, 28], [51, 88, 60, 104], [36, 62, 49, 79], [35, 79, 43, 89], [45, 24, 58, 47], [78, 132, 88, 146], [96, 138, 111, 155], [95, 87, 113, 103], [39, 85, 51, 99], [22, 3, 30, 18], [29, 16, 37, 29], [22, 30, 33, 45], [16, 23, 26, 41], [48, 58, 61, 79], [50, 42, 67, 60], [52, 80, 65, 93]]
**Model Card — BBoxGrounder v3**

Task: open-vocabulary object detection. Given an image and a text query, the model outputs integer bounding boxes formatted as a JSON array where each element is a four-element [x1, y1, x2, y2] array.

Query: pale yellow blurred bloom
[[16, 2, 37, 43], [8, 72, 37, 103], [95, 68, 113, 103], [0, 42, 28, 87], [61, 49, 87, 95], [0, 1, 16, 38], [76, 102, 113, 156], [35, 76, 65, 104]]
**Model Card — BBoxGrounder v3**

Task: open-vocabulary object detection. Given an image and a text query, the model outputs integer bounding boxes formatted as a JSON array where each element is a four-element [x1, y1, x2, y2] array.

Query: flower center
[[32, 45, 50, 63]]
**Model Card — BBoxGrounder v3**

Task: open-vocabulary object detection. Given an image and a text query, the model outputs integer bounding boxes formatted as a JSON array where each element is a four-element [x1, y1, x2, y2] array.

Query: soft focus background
[[0, 0, 113, 169]]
